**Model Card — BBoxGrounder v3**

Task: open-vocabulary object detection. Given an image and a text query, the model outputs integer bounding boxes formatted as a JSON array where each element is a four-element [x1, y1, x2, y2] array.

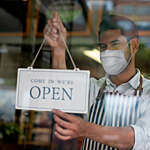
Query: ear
[[130, 38, 139, 55]]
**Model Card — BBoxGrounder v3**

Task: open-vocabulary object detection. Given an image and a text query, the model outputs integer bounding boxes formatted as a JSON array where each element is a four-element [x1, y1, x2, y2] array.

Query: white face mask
[[100, 49, 131, 75]]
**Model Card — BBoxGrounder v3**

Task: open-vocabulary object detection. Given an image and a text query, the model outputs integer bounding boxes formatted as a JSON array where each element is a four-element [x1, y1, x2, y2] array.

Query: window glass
[[0, 0, 150, 150]]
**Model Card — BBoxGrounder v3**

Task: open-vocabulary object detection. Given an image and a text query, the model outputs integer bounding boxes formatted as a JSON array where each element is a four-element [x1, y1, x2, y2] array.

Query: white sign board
[[16, 68, 90, 114]]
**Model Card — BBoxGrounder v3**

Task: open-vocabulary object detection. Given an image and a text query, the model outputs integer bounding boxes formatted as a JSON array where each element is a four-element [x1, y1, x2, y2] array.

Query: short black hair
[[98, 14, 139, 41]]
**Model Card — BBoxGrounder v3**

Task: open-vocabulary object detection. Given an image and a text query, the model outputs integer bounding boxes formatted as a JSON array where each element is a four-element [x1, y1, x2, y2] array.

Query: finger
[[51, 12, 66, 33], [49, 35, 58, 41], [51, 28, 58, 34], [44, 22, 52, 35], [44, 34, 57, 43], [47, 20, 59, 35], [44, 25, 59, 41], [47, 18, 59, 34], [47, 19, 52, 26], [52, 11, 58, 23], [52, 33, 59, 39], [43, 24, 49, 35], [55, 123, 74, 136], [44, 31, 58, 41], [55, 131, 71, 141], [53, 109, 76, 122], [44, 32, 58, 45], [57, 15, 66, 33], [54, 114, 74, 130], [50, 28, 59, 39]]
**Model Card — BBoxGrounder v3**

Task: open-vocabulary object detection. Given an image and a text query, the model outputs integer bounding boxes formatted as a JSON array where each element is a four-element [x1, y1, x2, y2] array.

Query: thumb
[[57, 14, 66, 33], [52, 11, 59, 24]]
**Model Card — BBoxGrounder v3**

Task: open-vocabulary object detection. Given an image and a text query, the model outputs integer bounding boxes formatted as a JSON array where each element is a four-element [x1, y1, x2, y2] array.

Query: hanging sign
[[16, 68, 90, 114]]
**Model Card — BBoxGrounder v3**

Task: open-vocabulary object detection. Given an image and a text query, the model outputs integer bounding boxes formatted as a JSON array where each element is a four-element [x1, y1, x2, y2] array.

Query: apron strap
[[134, 74, 143, 96], [96, 80, 106, 101]]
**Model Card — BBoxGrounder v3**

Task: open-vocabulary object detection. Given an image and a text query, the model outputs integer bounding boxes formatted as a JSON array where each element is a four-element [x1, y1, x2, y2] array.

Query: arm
[[51, 47, 66, 69], [52, 109, 134, 150], [84, 122, 134, 150], [44, 11, 67, 69]]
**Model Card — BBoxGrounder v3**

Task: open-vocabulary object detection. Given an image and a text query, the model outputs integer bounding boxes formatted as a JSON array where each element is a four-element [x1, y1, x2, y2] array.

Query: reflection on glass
[[0, 0, 150, 150]]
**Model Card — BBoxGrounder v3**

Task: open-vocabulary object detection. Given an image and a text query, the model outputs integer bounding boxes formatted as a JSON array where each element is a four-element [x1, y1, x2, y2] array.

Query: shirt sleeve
[[130, 98, 150, 150], [88, 78, 97, 109], [83, 78, 97, 120]]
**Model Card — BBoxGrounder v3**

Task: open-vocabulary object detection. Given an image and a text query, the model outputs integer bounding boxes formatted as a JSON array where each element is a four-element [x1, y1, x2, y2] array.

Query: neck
[[110, 57, 136, 86]]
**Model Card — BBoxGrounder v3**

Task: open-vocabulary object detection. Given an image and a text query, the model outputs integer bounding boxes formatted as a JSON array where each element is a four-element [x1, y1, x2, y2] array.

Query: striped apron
[[81, 75, 143, 150]]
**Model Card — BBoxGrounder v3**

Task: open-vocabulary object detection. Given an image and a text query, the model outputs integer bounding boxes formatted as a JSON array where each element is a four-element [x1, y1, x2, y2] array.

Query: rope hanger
[[30, 0, 77, 70]]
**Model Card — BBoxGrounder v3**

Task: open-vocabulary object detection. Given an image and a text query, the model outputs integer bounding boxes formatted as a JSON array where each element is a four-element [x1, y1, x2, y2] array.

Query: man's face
[[98, 29, 130, 61]]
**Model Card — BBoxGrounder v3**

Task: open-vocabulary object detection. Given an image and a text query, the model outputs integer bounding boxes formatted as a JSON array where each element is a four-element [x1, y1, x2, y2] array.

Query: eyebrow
[[110, 40, 120, 44]]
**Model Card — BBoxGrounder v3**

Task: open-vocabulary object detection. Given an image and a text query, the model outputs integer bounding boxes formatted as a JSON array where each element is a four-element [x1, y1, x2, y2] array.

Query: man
[[44, 12, 150, 150]]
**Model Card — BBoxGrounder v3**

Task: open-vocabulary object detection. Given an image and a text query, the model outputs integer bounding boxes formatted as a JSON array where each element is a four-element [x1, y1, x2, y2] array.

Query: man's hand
[[52, 109, 135, 150], [52, 109, 88, 140], [44, 11, 67, 69], [44, 11, 67, 50]]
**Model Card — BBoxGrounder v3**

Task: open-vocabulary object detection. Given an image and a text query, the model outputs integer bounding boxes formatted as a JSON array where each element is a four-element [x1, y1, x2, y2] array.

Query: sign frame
[[16, 68, 90, 114]]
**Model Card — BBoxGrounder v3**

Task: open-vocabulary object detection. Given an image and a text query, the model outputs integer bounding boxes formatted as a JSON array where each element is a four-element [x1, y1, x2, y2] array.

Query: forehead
[[99, 29, 127, 43]]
